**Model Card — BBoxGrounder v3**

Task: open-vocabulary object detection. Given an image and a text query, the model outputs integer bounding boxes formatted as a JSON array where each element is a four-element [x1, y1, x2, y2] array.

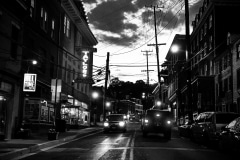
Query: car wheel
[[104, 130, 109, 133], [143, 131, 148, 137], [164, 131, 171, 140]]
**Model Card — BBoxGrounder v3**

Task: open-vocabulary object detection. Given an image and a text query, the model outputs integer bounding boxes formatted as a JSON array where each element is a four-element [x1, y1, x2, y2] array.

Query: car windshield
[[107, 115, 124, 121], [216, 113, 240, 124]]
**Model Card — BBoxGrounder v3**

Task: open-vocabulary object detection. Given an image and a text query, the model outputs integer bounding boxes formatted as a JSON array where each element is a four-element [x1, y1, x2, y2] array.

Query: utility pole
[[146, 5, 166, 101], [184, 0, 193, 122], [103, 52, 110, 121], [141, 50, 153, 86]]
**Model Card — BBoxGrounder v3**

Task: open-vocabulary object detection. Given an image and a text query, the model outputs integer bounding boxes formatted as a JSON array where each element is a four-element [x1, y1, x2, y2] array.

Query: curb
[[0, 128, 102, 160]]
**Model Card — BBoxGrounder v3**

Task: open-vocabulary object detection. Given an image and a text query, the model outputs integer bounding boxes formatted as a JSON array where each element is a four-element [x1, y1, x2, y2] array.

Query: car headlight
[[104, 122, 109, 127], [119, 121, 125, 127], [144, 119, 149, 123]]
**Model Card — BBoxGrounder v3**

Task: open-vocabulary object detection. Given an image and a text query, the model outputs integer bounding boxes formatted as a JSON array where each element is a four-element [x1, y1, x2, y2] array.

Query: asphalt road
[[13, 122, 237, 160]]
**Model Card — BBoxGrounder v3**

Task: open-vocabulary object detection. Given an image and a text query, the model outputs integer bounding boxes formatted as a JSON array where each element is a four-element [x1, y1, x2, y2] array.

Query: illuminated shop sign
[[82, 50, 89, 78], [23, 73, 37, 92]]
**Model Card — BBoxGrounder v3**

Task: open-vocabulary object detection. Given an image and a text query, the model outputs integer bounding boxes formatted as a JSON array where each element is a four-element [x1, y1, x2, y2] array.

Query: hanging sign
[[82, 50, 89, 78], [23, 73, 37, 92]]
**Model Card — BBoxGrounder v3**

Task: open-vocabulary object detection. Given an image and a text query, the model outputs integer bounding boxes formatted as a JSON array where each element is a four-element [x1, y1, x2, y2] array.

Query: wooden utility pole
[[146, 5, 166, 101], [184, 0, 193, 122], [141, 50, 153, 86], [103, 52, 110, 121]]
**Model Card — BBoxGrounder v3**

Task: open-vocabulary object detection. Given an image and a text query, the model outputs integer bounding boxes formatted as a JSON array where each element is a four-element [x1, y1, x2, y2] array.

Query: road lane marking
[[121, 134, 131, 160], [106, 146, 217, 152], [130, 129, 136, 160]]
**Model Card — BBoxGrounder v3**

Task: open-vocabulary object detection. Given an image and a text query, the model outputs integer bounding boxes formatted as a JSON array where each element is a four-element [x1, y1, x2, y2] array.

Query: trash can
[[48, 129, 59, 140], [55, 119, 66, 132]]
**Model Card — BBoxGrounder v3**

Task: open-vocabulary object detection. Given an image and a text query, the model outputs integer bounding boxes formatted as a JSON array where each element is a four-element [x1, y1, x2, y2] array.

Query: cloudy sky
[[82, 0, 202, 85]]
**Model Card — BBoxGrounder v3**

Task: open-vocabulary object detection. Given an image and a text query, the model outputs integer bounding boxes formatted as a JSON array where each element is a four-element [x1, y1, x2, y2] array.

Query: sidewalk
[[0, 123, 103, 160]]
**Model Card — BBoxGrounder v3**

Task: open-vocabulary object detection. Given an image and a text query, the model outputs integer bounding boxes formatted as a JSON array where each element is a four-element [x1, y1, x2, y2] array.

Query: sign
[[51, 79, 62, 103], [23, 73, 37, 92], [82, 50, 89, 78]]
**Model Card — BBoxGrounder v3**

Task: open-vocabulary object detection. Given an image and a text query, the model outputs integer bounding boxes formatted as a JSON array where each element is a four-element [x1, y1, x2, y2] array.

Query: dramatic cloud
[[83, 0, 202, 47]]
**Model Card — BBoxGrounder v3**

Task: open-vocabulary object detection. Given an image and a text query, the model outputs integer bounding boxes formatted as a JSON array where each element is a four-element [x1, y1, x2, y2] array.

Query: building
[[0, 0, 97, 139], [190, 0, 240, 115]]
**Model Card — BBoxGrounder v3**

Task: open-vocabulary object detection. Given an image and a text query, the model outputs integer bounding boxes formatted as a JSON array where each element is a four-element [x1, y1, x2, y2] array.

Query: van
[[190, 111, 240, 144]]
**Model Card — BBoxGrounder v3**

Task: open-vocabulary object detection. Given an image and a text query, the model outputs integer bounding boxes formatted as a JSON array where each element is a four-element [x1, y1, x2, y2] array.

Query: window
[[51, 19, 55, 39], [40, 7, 48, 31], [204, 23, 207, 35], [204, 42, 207, 55], [237, 69, 240, 89], [38, 48, 47, 73], [209, 14, 212, 29], [224, 78, 228, 92], [11, 23, 20, 59], [50, 56, 54, 78], [200, 28, 203, 40], [30, 0, 35, 18], [209, 36, 213, 50], [64, 15, 70, 38], [237, 44, 240, 60], [216, 83, 219, 97]]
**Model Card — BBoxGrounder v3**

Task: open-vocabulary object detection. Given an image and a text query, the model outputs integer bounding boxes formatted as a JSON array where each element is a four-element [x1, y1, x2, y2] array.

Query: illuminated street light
[[92, 91, 99, 99], [106, 101, 111, 108], [171, 45, 179, 53], [156, 100, 161, 107], [32, 60, 38, 65]]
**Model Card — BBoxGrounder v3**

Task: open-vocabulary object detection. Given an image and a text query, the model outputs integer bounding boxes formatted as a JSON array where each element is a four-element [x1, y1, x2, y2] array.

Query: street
[[13, 122, 236, 160]]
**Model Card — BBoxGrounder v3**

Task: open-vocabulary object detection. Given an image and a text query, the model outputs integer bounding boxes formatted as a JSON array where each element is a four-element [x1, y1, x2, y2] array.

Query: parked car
[[190, 112, 240, 144], [218, 116, 240, 151], [178, 121, 193, 138], [103, 114, 127, 133], [141, 109, 173, 139]]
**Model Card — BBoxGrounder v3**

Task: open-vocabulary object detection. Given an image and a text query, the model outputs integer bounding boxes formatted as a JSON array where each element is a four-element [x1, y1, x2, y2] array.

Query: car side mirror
[[221, 126, 228, 131]]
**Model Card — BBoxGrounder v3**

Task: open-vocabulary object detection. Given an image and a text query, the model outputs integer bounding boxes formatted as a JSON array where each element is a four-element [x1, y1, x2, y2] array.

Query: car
[[218, 116, 240, 152], [178, 121, 193, 138], [103, 114, 127, 133], [141, 109, 173, 139], [190, 112, 240, 145]]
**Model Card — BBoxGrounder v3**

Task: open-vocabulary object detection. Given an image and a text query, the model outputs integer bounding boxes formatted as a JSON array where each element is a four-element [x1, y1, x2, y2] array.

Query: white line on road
[[121, 134, 131, 160]]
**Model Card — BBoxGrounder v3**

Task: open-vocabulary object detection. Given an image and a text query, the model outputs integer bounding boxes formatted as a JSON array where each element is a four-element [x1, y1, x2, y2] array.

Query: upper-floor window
[[64, 15, 70, 38], [30, 0, 35, 18], [200, 28, 203, 40], [51, 19, 55, 39], [209, 35, 213, 50], [237, 69, 240, 89], [204, 42, 207, 55], [204, 23, 207, 35], [11, 22, 20, 59], [209, 14, 212, 29], [215, 61, 219, 74], [237, 43, 240, 60], [40, 7, 48, 31]]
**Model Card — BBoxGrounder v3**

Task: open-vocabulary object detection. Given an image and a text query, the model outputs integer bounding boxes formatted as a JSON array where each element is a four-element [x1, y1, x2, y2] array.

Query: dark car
[[190, 112, 240, 144], [141, 109, 173, 139], [103, 114, 127, 133], [218, 116, 240, 152], [178, 121, 193, 138]]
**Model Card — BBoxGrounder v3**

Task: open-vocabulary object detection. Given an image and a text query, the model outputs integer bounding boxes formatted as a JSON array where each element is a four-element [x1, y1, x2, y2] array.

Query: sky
[[82, 0, 203, 86]]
